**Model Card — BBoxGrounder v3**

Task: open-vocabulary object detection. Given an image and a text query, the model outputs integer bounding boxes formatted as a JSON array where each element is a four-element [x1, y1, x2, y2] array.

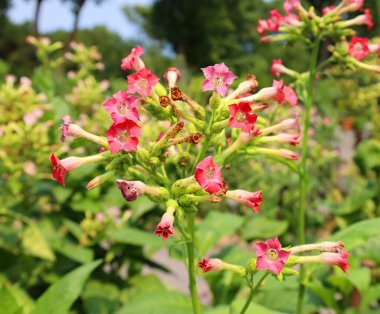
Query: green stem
[[240, 272, 269, 314], [186, 212, 201, 314], [192, 111, 214, 170], [297, 35, 321, 314]]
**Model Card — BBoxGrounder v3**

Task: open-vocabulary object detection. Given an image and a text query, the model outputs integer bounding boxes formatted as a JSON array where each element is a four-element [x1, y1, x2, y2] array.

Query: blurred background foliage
[[1, 0, 380, 313]]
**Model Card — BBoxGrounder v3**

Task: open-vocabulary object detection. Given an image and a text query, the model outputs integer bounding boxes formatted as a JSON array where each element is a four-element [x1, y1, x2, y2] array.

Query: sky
[[8, 0, 153, 39]]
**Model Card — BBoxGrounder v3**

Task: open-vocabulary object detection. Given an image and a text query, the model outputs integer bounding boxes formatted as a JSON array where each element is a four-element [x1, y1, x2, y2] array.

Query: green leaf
[[346, 267, 371, 294], [21, 223, 55, 261], [197, 212, 244, 256], [128, 197, 156, 222], [116, 290, 194, 314], [0, 284, 22, 314], [106, 227, 165, 248], [328, 217, 380, 250], [50, 240, 93, 264], [242, 216, 288, 240], [204, 305, 229, 314], [82, 280, 120, 314], [230, 300, 286, 314], [33, 260, 102, 314]]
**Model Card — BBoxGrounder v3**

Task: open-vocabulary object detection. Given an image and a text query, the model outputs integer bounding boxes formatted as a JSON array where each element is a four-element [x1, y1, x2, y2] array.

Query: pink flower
[[115, 179, 146, 201], [229, 102, 258, 133], [201, 63, 237, 97], [283, 13, 302, 27], [106, 119, 141, 154], [226, 190, 263, 212], [103, 91, 140, 123], [194, 156, 224, 194], [283, 0, 300, 13], [348, 36, 370, 61], [257, 19, 269, 35], [343, 0, 363, 11], [198, 258, 224, 273], [362, 8, 373, 30], [23, 109, 43, 126], [50, 154, 81, 186], [272, 79, 285, 104], [320, 251, 350, 273], [60, 115, 72, 142], [255, 237, 290, 275], [154, 211, 175, 240], [278, 148, 299, 160], [267, 10, 284, 32], [369, 43, 380, 56], [322, 5, 336, 15], [283, 85, 298, 106], [121, 46, 145, 71], [164, 67, 181, 88], [270, 133, 301, 145], [127, 67, 159, 97], [271, 59, 283, 77]]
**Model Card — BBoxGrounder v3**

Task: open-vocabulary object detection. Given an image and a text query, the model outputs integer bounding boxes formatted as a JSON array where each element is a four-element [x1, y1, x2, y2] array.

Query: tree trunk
[[65, 0, 86, 49], [33, 0, 43, 35]]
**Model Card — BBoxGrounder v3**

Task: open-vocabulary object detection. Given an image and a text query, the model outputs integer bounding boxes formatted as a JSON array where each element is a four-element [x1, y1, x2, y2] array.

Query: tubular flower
[[342, 0, 364, 12], [198, 258, 224, 273], [127, 67, 160, 97], [106, 119, 141, 154], [257, 19, 269, 35], [103, 91, 140, 123], [194, 156, 224, 194], [164, 67, 181, 88], [271, 59, 283, 77], [283, 0, 300, 13], [121, 45, 145, 71], [362, 8, 373, 30], [320, 252, 350, 273], [283, 13, 302, 27], [226, 189, 263, 212], [267, 10, 284, 32], [255, 237, 290, 275], [369, 43, 380, 56], [348, 36, 370, 61], [60, 115, 72, 142], [283, 85, 298, 106], [154, 210, 175, 240], [272, 79, 285, 104], [115, 180, 146, 201], [228, 102, 258, 133], [322, 5, 336, 15], [201, 63, 237, 97]]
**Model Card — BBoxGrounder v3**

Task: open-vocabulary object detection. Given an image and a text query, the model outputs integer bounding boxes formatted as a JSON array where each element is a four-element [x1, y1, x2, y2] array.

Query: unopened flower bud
[[87, 171, 115, 190]]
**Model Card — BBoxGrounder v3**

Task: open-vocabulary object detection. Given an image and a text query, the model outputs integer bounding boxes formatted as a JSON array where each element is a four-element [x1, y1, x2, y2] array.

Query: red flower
[[283, 85, 298, 106], [267, 10, 284, 32], [121, 46, 145, 71], [103, 91, 140, 123], [127, 67, 159, 97], [255, 237, 290, 275], [271, 59, 283, 77], [320, 251, 350, 273], [198, 257, 223, 273], [257, 19, 269, 35], [229, 102, 258, 133], [194, 156, 224, 194], [106, 119, 141, 154], [283, 0, 300, 13], [348, 36, 370, 61], [50, 153, 81, 186], [363, 8, 373, 30], [226, 189, 263, 212], [60, 115, 72, 142], [154, 211, 175, 240], [272, 79, 285, 104], [201, 63, 237, 97]]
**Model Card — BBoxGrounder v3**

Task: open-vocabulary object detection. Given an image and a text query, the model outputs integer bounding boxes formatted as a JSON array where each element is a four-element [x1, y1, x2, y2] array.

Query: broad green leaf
[[0, 284, 21, 314], [230, 300, 286, 314], [128, 196, 156, 222], [346, 267, 371, 294], [82, 280, 120, 314], [50, 240, 93, 264], [197, 212, 244, 256], [116, 290, 194, 314], [21, 223, 55, 261], [242, 216, 288, 240], [0, 224, 20, 253], [204, 306, 229, 314], [33, 260, 102, 314], [106, 227, 165, 248], [328, 218, 380, 250]]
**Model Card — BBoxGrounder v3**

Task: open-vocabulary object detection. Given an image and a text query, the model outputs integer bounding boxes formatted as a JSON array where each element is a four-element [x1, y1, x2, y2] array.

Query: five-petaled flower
[[60, 115, 72, 142], [226, 189, 263, 212], [255, 237, 290, 275], [106, 119, 141, 154], [201, 63, 237, 97], [348, 36, 370, 61], [127, 67, 159, 97], [103, 91, 140, 123], [267, 10, 284, 32], [121, 45, 145, 71], [195, 156, 224, 194], [154, 211, 175, 240], [229, 102, 258, 133], [198, 258, 224, 273]]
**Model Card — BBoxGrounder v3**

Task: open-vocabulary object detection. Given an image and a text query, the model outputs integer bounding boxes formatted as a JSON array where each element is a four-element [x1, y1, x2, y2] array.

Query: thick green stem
[[240, 272, 269, 314], [186, 212, 201, 314], [192, 111, 214, 170], [297, 36, 321, 314]]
